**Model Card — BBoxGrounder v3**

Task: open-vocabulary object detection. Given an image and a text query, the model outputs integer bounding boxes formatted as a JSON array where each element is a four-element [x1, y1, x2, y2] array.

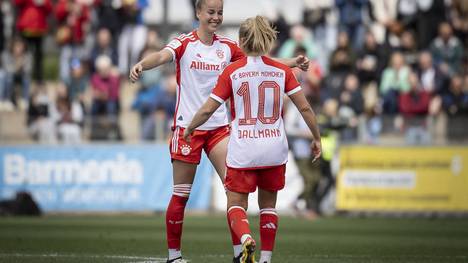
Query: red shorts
[[169, 125, 230, 164], [225, 164, 286, 193]]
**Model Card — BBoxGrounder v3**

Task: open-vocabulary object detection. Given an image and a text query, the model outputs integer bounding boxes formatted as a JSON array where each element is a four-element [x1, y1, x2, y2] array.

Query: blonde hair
[[239, 16, 277, 56], [195, 0, 223, 10]]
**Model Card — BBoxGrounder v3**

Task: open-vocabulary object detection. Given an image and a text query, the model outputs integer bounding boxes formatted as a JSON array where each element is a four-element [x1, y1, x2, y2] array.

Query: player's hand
[[295, 55, 309, 71], [129, 63, 143, 83], [311, 139, 322, 163], [183, 128, 194, 143]]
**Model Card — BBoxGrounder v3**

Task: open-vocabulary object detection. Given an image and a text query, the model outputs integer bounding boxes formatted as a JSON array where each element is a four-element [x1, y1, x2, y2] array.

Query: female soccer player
[[129, 1, 309, 262], [183, 16, 322, 263]]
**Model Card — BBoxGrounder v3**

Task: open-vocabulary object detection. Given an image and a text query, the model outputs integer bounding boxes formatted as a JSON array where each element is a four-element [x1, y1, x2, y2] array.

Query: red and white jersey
[[164, 30, 245, 130], [211, 56, 302, 169]]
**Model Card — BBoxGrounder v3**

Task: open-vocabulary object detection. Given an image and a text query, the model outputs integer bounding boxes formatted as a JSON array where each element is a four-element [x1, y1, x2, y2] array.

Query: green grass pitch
[[1, 214, 468, 262]]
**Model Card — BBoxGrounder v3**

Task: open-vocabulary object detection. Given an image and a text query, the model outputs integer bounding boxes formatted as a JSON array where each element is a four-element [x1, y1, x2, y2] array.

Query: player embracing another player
[[184, 15, 322, 263], [130, 0, 309, 262]]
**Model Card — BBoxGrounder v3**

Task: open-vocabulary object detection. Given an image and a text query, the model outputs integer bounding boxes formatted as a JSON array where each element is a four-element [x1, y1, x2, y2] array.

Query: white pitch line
[[0, 253, 167, 262]]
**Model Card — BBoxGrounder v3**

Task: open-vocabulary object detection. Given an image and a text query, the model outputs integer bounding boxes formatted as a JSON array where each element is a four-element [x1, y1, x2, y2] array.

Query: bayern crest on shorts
[[180, 144, 192, 156]]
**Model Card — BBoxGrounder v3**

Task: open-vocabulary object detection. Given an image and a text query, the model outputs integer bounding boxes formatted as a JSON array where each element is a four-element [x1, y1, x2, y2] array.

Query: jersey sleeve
[[285, 68, 302, 96], [163, 37, 184, 62], [229, 43, 245, 62], [210, 70, 233, 103]]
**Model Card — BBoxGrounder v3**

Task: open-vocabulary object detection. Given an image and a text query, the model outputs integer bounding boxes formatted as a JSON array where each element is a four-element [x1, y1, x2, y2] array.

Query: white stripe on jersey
[[210, 94, 225, 104], [286, 86, 301, 96], [217, 37, 237, 44]]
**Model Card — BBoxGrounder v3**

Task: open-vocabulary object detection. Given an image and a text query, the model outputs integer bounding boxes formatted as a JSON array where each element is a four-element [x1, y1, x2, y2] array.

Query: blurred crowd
[[0, 0, 467, 146], [0, 0, 177, 143]]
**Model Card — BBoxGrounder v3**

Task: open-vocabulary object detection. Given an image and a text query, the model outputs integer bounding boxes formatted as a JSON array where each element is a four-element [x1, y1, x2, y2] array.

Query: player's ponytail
[[239, 16, 277, 56]]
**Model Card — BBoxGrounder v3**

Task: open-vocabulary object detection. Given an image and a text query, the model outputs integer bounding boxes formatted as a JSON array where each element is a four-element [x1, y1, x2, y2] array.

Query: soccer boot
[[234, 254, 258, 263], [240, 237, 256, 263], [166, 257, 187, 263]]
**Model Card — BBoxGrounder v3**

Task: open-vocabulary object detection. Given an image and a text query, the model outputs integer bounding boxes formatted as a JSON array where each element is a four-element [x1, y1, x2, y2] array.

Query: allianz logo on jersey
[[190, 61, 227, 71]]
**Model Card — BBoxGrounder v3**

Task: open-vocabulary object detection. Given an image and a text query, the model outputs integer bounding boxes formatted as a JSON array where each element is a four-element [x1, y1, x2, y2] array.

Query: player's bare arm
[[129, 49, 173, 82], [183, 98, 222, 142], [288, 89, 322, 161]]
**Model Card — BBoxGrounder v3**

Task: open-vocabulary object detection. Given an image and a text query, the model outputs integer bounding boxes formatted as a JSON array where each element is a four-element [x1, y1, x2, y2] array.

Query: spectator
[[415, 0, 446, 49], [430, 22, 464, 75], [368, 0, 398, 44], [284, 99, 320, 219], [0, 1, 4, 53], [340, 74, 364, 116], [93, 0, 123, 37], [55, 85, 83, 144], [90, 28, 118, 74], [54, 0, 91, 83], [399, 73, 430, 116], [144, 29, 164, 50], [132, 47, 163, 141], [399, 73, 431, 144], [448, 0, 468, 48], [442, 75, 468, 116], [270, 14, 291, 54], [291, 45, 323, 106], [356, 32, 387, 113], [356, 31, 387, 85], [13, 0, 53, 83], [90, 55, 121, 140], [322, 31, 355, 100], [302, 0, 334, 46], [90, 55, 120, 118], [416, 51, 449, 95], [0, 37, 32, 110], [315, 99, 342, 214], [27, 84, 57, 143], [443, 75, 468, 141], [330, 31, 357, 70], [380, 52, 411, 114], [396, 0, 418, 33], [336, 0, 368, 49], [338, 74, 363, 141], [117, 0, 149, 76], [277, 24, 318, 61], [398, 31, 419, 69], [67, 58, 87, 106]]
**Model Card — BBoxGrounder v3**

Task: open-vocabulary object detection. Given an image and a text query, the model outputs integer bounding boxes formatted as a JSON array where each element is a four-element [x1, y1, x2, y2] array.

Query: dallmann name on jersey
[[190, 61, 226, 71], [238, 128, 281, 139]]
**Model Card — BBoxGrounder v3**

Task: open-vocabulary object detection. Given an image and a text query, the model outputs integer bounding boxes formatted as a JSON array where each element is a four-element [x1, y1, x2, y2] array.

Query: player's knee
[[258, 199, 276, 210], [227, 193, 248, 210]]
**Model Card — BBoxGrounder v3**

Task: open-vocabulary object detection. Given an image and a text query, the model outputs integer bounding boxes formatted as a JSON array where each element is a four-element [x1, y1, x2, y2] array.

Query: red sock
[[227, 212, 241, 246], [227, 206, 251, 242], [260, 208, 278, 252], [166, 187, 190, 250]]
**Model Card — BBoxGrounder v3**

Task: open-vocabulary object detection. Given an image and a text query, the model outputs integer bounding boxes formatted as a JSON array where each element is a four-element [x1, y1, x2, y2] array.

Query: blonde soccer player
[[129, 0, 309, 262], [184, 16, 322, 263]]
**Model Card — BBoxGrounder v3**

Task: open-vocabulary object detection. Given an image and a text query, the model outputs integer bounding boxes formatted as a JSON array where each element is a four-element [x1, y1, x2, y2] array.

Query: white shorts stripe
[[172, 127, 180, 153]]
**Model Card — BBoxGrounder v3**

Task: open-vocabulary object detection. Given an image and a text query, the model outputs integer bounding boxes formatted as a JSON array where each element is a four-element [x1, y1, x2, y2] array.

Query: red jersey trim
[[168, 31, 197, 129]]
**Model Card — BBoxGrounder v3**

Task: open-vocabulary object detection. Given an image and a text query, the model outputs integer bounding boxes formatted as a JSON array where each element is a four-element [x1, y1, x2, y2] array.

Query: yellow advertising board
[[336, 146, 468, 211]]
